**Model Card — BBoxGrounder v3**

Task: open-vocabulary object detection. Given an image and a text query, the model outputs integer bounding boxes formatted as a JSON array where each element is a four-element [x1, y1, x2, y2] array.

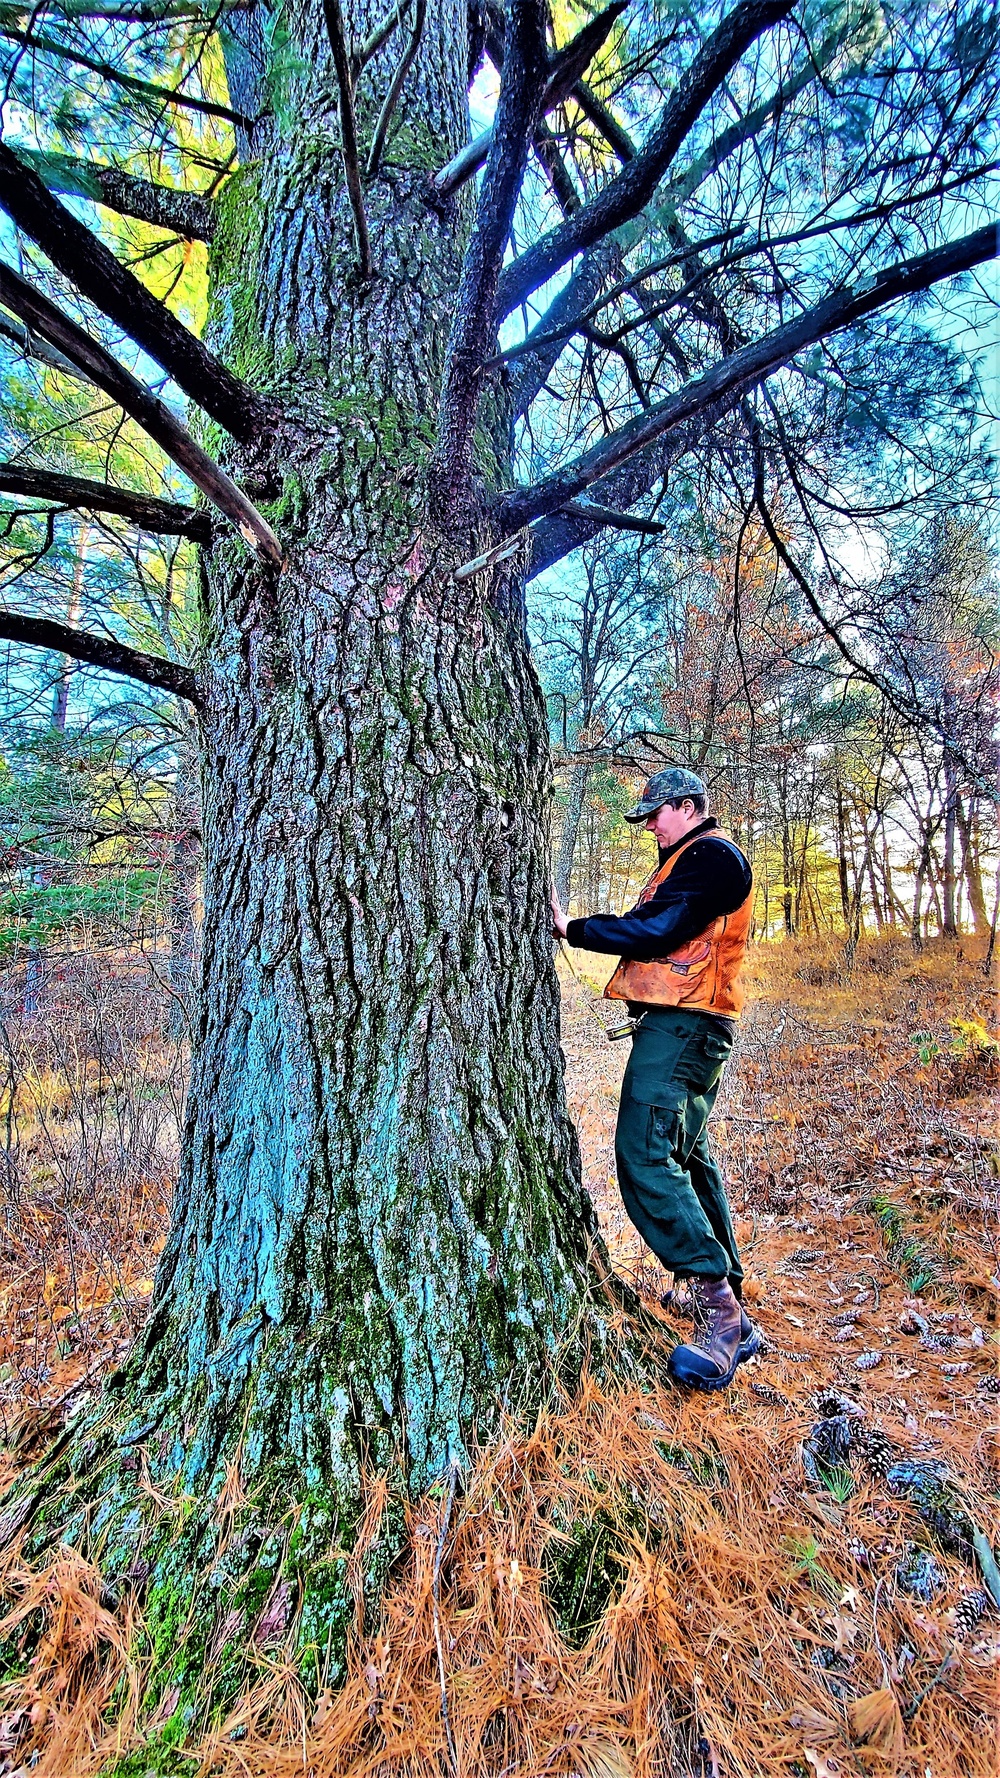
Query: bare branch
[[353, 0, 408, 73], [496, 0, 796, 321], [19, 149, 215, 239], [568, 79, 635, 162], [499, 223, 999, 534], [532, 118, 579, 216], [0, 26, 252, 125], [366, 0, 427, 179], [561, 498, 664, 534], [0, 306, 89, 378], [0, 261, 284, 566], [0, 608, 203, 704], [498, 226, 746, 370], [322, 0, 372, 278], [433, 0, 549, 513], [433, 0, 627, 199], [0, 463, 211, 539], [0, 141, 264, 438]]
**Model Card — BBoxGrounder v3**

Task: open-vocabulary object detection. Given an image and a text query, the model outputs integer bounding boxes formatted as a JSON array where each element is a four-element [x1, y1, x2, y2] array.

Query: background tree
[[0, 0, 997, 1713]]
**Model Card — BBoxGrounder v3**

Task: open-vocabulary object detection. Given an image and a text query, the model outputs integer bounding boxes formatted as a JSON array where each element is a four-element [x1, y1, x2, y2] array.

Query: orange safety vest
[[603, 829, 752, 1018]]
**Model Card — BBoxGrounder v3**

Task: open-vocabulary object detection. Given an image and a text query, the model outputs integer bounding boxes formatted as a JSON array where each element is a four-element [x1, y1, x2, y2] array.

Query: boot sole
[[668, 1352, 740, 1391]]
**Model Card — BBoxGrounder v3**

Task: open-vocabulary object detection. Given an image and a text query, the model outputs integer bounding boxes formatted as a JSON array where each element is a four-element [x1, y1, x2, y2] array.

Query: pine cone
[[953, 1588, 992, 1639], [750, 1380, 788, 1406], [855, 1350, 883, 1370], [976, 1373, 1000, 1395], [855, 1425, 897, 1478]]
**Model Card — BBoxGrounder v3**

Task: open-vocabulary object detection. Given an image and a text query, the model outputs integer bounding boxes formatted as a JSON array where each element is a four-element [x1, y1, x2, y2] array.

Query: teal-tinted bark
[[1, 0, 630, 1723]]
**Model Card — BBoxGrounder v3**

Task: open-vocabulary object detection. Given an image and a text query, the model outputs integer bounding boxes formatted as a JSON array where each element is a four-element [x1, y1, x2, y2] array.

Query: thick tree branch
[[526, 406, 717, 577], [0, 26, 252, 125], [509, 16, 851, 407], [0, 609, 203, 704], [433, 0, 627, 199], [495, 0, 796, 321], [532, 118, 579, 216], [499, 223, 999, 535], [19, 148, 215, 239], [322, 0, 372, 278], [0, 141, 264, 439], [509, 241, 617, 419], [433, 0, 549, 512], [0, 261, 283, 566], [568, 80, 635, 162], [0, 464, 211, 539]]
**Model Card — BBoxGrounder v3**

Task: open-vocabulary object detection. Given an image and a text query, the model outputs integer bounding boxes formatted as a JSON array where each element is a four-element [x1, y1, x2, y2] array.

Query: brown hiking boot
[[667, 1277, 744, 1391], [738, 1306, 763, 1360]]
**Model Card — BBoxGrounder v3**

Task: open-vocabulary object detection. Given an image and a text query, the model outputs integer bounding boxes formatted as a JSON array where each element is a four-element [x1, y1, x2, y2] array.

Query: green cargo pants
[[614, 1004, 743, 1294]]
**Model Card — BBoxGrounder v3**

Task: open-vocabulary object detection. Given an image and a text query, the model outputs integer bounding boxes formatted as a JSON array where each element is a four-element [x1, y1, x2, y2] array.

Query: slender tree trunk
[[167, 800, 201, 1042], [942, 751, 958, 936], [555, 759, 590, 908], [956, 797, 988, 937], [835, 776, 851, 929], [866, 847, 885, 933], [12, 2, 630, 1713], [911, 832, 931, 949], [24, 526, 88, 1016]]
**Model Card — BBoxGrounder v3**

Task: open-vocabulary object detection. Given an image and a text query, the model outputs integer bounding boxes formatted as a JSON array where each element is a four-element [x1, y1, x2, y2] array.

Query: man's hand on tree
[[551, 887, 569, 940]]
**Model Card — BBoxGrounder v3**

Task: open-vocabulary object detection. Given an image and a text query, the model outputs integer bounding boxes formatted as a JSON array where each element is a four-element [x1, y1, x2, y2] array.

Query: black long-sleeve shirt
[[565, 818, 752, 962]]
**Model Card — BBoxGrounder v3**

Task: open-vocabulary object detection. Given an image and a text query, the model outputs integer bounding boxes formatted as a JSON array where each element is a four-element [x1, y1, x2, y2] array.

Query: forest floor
[[0, 935, 997, 1777]]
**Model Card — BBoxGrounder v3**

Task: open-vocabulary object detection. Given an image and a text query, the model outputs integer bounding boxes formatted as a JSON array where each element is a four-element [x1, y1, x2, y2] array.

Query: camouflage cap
[[623, 767, 707, 824]]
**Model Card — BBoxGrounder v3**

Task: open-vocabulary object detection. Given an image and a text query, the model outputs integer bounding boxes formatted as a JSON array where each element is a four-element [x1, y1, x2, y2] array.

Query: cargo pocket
[[628, 1079, 686, 1164], [700, 1031, 732, 1092], [674, 1030, 732, 1094]]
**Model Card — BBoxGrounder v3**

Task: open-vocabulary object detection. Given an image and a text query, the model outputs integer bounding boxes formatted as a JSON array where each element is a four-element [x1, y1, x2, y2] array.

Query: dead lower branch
[[323, 0, 373, 279], [0, 142, 263, 440], [0, 261, 284, 567], [0, 608, 203, 704], [0, 464, 212, 541]]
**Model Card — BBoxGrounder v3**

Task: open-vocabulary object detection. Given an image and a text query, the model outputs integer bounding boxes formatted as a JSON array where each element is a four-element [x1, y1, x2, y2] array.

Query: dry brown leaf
[[848, 1688, 905, 1758], [830, 1611, 859, 1653], [576, 1741, 634, 1778], [805, 1749, 844, 1778], [789, 1704, 841, 1744]]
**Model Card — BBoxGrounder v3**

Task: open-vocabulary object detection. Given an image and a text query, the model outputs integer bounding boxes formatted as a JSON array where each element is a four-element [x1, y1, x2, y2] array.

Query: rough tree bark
[[7, 0, 630, 1718]]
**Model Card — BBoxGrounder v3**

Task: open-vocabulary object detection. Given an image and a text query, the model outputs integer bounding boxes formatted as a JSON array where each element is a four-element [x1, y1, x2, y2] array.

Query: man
[[551, 767, 760, 1391]]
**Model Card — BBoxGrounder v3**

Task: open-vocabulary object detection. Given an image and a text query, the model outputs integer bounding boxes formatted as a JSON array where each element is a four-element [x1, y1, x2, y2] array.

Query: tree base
[[0, 1279, 669, 1754]]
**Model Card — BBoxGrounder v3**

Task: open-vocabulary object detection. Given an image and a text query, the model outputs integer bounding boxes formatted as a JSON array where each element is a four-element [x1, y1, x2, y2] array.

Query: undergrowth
[[0, 932, 996, 1777]]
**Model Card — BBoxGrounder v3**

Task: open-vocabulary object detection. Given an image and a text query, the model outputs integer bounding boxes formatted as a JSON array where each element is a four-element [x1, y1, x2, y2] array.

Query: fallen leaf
[[805, 1748, 843, 1777], [829, 1612, 859, 1654]]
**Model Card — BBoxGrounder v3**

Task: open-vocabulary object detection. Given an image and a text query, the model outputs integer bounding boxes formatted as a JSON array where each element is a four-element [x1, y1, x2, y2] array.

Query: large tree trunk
[[12, 0, 624, 1715]]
